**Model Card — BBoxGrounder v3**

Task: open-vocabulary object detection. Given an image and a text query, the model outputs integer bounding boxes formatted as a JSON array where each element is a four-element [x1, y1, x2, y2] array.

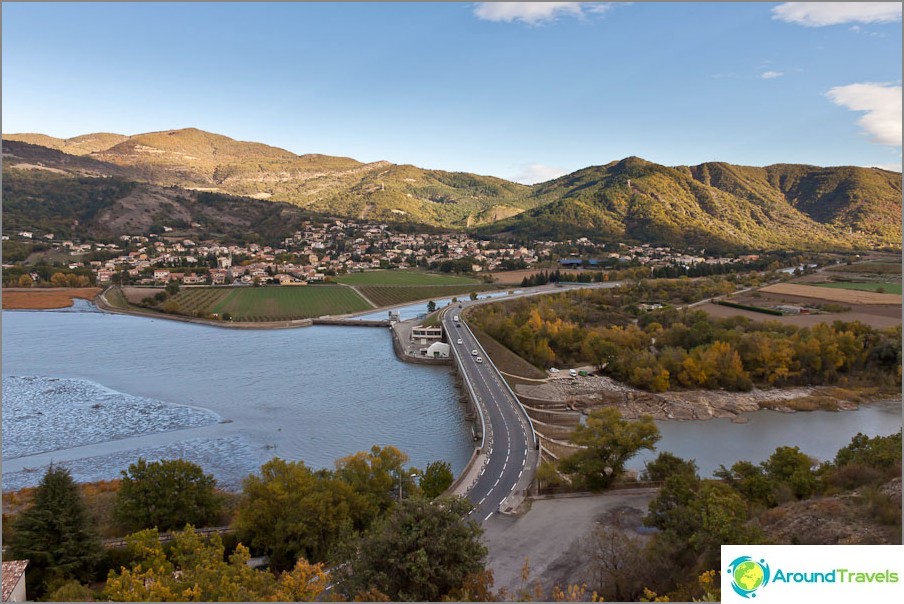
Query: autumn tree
[[559, 408, 660, 490], [234, 457, 364, 571], [335, 444, 417, 521], [113, 458, 223, 533], [7, 465, 102, 597], [103, 526, 329, 602], [340, 496, 486, 601]]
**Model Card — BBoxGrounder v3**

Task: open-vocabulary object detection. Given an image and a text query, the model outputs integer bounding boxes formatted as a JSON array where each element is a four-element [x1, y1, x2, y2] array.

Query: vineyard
[[354, 284, 495, 307], [168, 286, 372, 321], [336, 270, 480, 286]]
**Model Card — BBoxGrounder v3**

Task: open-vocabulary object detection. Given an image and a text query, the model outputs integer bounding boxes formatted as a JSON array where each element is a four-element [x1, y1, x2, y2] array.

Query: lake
[[2, 300, 900, 491]]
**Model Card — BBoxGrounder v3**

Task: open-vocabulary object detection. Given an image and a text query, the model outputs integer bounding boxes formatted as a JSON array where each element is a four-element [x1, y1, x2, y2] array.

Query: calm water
[[2, 302, 472, 490], [3, 300, 901, 490], [628, 401, 902, 477]]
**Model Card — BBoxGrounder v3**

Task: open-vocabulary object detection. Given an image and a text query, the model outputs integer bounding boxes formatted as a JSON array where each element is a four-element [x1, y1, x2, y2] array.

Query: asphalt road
[[443, 306, 537, 522]]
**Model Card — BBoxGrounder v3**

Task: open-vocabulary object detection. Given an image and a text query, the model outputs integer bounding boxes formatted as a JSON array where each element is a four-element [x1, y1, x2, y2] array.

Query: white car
[[471, 349, 479, 356], [476, 357, 483, 364], [457, 339, 463, 345], [549, 368, 560, 373]]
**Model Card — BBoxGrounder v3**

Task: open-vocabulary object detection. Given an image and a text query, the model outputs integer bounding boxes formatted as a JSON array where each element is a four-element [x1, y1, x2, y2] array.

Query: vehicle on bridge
[[476, 357, 483, 363]]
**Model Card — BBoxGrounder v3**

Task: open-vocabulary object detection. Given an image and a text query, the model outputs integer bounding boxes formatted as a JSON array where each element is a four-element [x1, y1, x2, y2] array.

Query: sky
[[2, 2, 902, 182]]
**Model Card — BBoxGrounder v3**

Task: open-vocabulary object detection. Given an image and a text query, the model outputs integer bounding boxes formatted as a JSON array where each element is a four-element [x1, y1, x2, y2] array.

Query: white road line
[[484, 512, 494, 522]]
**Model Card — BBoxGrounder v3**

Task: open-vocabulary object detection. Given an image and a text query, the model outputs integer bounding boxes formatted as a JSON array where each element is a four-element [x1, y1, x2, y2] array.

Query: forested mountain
[[478, 157, 900, 252], [4, 130, 900, 251]]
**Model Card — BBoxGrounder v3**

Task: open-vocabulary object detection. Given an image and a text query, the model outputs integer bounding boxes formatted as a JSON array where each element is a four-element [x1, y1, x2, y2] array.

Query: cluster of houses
[[6, 220, 762, 288]]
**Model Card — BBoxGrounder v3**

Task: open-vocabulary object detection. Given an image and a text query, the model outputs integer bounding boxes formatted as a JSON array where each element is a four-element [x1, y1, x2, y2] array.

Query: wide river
[[2, 299, 901, 490]]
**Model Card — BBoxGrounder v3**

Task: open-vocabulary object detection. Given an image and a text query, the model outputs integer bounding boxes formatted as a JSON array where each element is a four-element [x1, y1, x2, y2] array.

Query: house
[[153, 269, 170, 282], [411, 325, 443, 345], [2, 560, 28, 602]]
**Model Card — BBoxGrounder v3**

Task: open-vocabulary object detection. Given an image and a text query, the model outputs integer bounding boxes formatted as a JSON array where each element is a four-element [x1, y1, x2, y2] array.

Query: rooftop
[[2, 560, 28, 602]]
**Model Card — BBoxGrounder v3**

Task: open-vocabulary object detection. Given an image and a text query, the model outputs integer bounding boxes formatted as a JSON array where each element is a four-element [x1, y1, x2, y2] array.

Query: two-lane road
[[443, 307, 537, 522]]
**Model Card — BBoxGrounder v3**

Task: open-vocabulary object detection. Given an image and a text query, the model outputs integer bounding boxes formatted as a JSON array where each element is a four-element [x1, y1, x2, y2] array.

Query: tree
[[340, 496, 486, 601], [427, 300, 437, 313], [51, 272, 69, 287], [103, 526, 329, 602], [17, 273, 33, 288], [559, 408, 660, 490], [641, 452, 698, 482], [165, 280, 180, 296], [7, 465, 102, 597], [113, 458, 223, 533], [335, 445, 415, 520], [234, 457, 364, 571], [420, 460, 454, 499], [469, 291, 479, 301]]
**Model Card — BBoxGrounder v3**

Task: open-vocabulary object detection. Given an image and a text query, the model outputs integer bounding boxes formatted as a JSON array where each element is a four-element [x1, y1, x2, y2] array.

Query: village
[[6, 218, 765, 288]]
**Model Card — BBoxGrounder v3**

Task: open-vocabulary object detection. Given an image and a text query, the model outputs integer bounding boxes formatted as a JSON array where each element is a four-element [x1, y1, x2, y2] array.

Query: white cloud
[[772, 3, 901, 27], [472, 2, 611, 25], [875, 163, 902, 172], [827, 83, 902, 146], [761, 71, 784, 79], [513, 163, 569, 184]]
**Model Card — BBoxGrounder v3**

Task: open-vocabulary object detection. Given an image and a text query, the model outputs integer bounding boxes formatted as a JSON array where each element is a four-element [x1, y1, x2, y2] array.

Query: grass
[[335, 270, 480, 286], [467, 324, 548, 380], [167, 285, 372, 321], [826, 261, 902, 275], [1, 287, 101, 310], [354, 284, 495, 307], [813, 282, 902, 295]]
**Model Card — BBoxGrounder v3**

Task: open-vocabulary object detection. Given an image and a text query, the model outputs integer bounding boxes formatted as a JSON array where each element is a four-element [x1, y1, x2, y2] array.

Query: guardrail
[[458, 312, 538, 451]]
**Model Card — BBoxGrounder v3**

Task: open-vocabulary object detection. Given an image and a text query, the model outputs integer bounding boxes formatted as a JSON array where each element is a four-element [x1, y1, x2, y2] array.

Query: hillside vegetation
[[4, 129, 901, 250], [479, 157, 901, 252]]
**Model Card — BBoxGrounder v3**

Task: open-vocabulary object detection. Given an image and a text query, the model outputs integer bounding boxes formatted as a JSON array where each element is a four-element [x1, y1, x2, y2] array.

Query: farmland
[[167, 285, 372, 321], [813, 282, 902, 295], [759, 283, 902, 305], [354, 284, 496, 308], [2, 287, 101, 310], [335, 269, 480, 286]]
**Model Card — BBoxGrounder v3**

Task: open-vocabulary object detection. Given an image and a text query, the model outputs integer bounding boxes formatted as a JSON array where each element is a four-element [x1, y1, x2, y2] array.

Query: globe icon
[[733, 560, 765, 592]]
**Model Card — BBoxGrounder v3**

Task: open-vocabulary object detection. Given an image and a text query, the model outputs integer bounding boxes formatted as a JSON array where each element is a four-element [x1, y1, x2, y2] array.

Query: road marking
[[484, 512, 494, 522], [519, 469, 523, 478]]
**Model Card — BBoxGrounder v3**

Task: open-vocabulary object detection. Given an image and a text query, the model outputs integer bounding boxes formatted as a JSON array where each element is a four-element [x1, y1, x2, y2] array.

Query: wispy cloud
[[512, 163, 569, 184], [472, 2, 613, 25], [772, 2, 902, 27], [761, 71, 784, 79], [827, 83, 902, 146]]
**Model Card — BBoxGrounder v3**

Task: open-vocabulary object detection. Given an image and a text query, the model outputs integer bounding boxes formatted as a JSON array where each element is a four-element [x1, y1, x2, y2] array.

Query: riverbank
[[513, 374, 901, 422], [2, 287, 102, 309]]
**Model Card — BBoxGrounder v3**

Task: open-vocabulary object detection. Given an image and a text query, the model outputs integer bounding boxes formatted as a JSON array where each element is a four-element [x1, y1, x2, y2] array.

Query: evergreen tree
[[7, 465, 102, 596]]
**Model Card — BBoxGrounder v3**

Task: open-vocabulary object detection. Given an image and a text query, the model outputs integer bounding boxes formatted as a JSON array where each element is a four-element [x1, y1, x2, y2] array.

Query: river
[[2, 300, 901, 491]]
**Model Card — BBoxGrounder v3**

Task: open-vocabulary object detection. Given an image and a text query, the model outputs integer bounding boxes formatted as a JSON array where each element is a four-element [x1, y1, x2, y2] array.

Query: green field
[[355, 284, 495, 307], [169, 285, 372, 321], [336, 270, 480, 286], [813, 282, 902, 295], [826, 261, 902, 275]]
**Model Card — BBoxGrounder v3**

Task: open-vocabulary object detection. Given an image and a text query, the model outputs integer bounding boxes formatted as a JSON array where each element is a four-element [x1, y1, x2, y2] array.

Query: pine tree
[[7, 465, 102, 596]]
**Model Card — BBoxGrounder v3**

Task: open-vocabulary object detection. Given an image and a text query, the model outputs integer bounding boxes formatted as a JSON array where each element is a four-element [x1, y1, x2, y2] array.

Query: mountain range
[[3, 128, 901, 251]]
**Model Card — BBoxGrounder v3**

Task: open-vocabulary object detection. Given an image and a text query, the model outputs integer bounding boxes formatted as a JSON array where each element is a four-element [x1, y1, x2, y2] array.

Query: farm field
[[2, 287, 101, 309], [825, 261, 901, 275], [168, 285, 372, 321], [760, 283, 902, 305], [335, 270, 480, 286], [813, 282, 902, 295], [354, 284, 496, 307]]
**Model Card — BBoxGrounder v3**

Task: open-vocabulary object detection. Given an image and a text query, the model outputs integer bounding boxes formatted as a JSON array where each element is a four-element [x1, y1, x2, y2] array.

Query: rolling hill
[[478, 157, 901, 252], [4, 128, 536, 228], [4, 129, 901, 251]]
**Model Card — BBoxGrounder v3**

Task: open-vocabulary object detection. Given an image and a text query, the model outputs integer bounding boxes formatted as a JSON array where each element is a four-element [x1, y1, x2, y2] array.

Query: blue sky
[[3, 2, 901, 182]]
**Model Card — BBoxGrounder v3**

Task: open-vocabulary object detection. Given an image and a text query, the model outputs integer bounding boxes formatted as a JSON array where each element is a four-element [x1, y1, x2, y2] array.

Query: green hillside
[[480, 157, 901, 252], [4, 129, 900, 251]]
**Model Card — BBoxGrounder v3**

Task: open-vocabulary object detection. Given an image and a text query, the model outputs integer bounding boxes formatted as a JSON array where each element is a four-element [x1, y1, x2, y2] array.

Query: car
[[457, 339, 463, 345], [569, 369, 578, 377], [476, 357, 483, 364], [549, 368, 559, 373], [471, 349, 479, 356]]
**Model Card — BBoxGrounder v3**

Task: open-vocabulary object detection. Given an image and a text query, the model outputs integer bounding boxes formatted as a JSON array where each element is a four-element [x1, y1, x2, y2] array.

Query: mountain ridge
[[3, 129, 900, 251]]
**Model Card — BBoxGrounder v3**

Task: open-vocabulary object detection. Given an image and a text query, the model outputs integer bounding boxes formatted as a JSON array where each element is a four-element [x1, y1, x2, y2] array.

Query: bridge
[[443, 304, 539, 522]]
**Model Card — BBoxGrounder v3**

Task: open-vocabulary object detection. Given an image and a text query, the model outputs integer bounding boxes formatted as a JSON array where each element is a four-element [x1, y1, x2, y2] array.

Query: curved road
[[443, 304, 539, 522]]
